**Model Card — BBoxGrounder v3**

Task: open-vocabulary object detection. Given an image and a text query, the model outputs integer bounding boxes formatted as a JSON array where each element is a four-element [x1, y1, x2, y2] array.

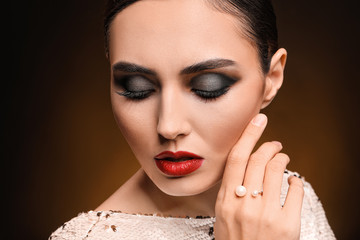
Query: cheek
[[110, 78, 264, 173], [111, 94, 157, 157], [190, 82, 264, 159]]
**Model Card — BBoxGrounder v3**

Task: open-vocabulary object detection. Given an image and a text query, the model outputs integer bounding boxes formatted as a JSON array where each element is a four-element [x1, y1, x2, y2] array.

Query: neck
[[136, 169, 220, 217]]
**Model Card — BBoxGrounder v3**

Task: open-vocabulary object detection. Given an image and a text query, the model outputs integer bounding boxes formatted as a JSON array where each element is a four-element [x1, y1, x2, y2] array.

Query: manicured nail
[[272, 141, 282, 147], [251, 114, 267, 127]]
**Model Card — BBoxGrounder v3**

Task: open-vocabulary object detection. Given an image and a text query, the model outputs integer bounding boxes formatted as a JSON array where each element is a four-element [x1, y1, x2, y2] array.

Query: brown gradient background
[[7, 0, 360, 239]]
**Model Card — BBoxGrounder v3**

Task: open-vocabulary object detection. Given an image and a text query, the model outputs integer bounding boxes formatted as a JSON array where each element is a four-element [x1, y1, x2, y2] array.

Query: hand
[[214, 113, 304, 240]]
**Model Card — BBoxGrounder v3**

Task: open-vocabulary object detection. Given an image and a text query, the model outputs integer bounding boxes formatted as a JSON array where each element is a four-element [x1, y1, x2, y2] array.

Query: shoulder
[[282, 170, 336, 240], [49, 211, 102, 240], [49, 211, 216, 240]]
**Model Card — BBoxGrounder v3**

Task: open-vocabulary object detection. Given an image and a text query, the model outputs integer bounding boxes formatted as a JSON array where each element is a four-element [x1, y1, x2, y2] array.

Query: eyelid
[[113, 74, 157, 90], [190, 71, 237, 81], [189, 72, 238, 90]]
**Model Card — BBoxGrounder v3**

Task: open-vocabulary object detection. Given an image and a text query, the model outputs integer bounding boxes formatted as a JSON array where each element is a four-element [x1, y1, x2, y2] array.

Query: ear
[[261, 48, 287, 109]]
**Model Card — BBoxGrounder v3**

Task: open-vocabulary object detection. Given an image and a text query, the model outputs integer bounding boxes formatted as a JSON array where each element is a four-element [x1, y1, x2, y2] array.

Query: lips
[[154, 151, 204, 176]]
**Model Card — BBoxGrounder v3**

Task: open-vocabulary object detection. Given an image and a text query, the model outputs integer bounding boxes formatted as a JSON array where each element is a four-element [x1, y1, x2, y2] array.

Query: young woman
[[50, 0, 335, 239]]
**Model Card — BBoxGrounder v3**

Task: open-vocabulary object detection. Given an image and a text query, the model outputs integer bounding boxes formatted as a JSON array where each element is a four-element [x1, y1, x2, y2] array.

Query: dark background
[[7, 0, 360, 239]]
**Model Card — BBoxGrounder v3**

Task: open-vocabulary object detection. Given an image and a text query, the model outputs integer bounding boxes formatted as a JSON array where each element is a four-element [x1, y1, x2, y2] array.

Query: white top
[[49, 170, 336, 240]]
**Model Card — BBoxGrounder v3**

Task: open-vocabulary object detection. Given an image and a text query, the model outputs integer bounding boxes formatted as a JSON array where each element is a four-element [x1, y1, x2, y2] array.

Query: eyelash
[[191, 87, 230, 102], [117, 87, 230, 103], [117, 90, 154, 100], [115, 73, 234, 102]]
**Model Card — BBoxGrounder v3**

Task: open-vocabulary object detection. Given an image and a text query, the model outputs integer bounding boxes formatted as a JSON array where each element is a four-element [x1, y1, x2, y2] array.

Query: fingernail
[[272, 141, 282, 147], [251, 114, 267, 127]]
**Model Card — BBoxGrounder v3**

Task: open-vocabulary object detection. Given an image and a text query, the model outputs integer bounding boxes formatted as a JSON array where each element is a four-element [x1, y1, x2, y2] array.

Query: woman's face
[[109, 0, 269, 196]]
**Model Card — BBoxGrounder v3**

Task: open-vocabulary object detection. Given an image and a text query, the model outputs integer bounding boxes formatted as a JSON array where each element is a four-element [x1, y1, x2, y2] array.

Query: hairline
[[104, 0, 267, 75]]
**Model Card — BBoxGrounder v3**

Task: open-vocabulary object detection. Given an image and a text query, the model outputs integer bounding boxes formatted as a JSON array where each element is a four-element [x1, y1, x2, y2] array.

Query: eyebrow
[[112, 58, 237, 76], [181, 58, 236, 74]]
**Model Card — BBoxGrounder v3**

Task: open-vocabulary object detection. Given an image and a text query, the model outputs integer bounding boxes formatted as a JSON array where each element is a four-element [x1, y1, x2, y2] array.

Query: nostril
[[157, 117, 182, 140], [157, 120, 190, 141], [158, 134, 169, 144], [157, 128, 180, 141]]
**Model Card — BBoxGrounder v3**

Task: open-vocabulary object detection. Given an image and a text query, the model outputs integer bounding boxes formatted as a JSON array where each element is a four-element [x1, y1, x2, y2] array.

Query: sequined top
[[49, 170, 336, 240]]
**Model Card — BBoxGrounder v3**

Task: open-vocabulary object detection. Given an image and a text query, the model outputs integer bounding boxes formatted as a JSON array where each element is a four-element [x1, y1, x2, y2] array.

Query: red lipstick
[[154, 151, 204, 176]]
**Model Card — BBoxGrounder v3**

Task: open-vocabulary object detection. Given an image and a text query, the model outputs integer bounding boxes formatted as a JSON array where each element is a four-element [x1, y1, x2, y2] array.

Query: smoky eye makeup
[[113, 74, 156, 100], [113, 71, 238, 102], [190, 72, 238, 100]]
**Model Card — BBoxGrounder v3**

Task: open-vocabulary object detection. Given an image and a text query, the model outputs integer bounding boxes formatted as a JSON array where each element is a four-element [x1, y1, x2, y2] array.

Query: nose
[[157, 88, 191, 141]]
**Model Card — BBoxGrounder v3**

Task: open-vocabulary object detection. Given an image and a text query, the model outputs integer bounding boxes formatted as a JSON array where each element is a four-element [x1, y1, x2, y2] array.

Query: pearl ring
[[235, 185, 247, 197], [235, 185, 263, 197], [251, 189, 263, 197]]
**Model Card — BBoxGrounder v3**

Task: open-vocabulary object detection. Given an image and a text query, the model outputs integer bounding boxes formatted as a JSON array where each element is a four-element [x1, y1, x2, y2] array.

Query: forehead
[[109, 0, 257, 71]]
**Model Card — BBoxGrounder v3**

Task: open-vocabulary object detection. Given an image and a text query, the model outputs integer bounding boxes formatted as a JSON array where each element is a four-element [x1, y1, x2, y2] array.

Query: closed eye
[[190, 72, 237, 102], [113, 72, 238, 102], [113, 75, 156, 100], [191, 87, 231, 102]]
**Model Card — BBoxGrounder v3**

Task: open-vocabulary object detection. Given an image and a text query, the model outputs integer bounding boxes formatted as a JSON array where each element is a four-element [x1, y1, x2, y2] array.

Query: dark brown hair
[[104, 0, 278, 73]]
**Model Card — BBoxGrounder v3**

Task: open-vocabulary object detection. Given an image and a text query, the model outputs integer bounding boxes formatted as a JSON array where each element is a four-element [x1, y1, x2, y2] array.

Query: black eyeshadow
[[114, 75, 154, 92], [190, 73, 237, 91]]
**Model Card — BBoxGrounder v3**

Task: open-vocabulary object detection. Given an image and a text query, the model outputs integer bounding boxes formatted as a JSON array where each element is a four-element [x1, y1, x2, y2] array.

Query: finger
[[222, 113, 268, 190], [283, 176, 304, 217], [243, 141, 283, 195], [262, 152, 290, 205]]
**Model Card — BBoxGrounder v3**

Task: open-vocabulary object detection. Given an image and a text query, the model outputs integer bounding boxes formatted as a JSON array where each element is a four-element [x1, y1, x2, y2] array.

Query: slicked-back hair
[[104, 0, 278, 73]]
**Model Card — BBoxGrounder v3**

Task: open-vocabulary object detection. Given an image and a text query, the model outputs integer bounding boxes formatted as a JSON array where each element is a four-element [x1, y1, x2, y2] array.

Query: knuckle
[[248, 153, 267, 167], [261, 213, 276, 228], [257, 141, 280, 153], [226, 159, 246, 171], [276, 153, 290, 163], [227, 149, 245, 165], [267, 156, 288, 172], [226, 158, 247, 172], [250, 142, 284, 168]]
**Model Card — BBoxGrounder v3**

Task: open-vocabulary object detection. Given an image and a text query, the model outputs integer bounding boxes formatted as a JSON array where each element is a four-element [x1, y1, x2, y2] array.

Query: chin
[[152, 172, 222, 197]]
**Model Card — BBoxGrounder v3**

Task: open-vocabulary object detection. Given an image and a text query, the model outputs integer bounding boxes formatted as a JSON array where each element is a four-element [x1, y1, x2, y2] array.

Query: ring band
[[251, 189, 263, 197], [235, 185, 247, 197]]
